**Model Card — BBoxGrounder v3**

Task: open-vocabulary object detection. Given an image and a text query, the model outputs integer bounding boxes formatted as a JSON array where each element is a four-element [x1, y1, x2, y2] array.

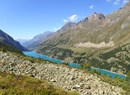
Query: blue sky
[[0, 0, 129, 39]]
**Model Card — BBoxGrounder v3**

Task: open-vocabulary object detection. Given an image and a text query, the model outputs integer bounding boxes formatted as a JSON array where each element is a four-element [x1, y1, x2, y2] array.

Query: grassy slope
[[0, 42, 23, 54], [0, 72, 78, 95]]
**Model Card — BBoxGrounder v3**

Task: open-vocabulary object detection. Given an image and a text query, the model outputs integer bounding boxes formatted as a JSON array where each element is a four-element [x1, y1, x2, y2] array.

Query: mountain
[[57, 22, 77, 32], [34, 3, 130, 74], [22, 31, 53, 50], [17, 39, 29, 44], [36, 2, 130, 52], [0, 29, 27, 51]]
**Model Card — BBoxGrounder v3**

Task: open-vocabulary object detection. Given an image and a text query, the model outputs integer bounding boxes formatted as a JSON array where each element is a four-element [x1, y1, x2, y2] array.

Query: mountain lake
[[23, 51, 126, 79]]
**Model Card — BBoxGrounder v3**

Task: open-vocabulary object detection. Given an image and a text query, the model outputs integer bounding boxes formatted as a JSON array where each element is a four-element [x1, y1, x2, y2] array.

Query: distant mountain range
[[21, 31, 53, 50], [0, 30, 27, 51], [17, 39, 29, 44]]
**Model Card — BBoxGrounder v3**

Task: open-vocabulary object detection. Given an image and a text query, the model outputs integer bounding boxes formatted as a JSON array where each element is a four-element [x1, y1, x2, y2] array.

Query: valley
[[0, 51, 125, 95], [0, 1, 130, 95], [23, 51, 126, 79], [30, 3, 130, 75]]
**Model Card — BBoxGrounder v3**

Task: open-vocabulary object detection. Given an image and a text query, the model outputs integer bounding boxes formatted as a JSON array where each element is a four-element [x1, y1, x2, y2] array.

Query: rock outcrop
[[0, 51, 124, 95]]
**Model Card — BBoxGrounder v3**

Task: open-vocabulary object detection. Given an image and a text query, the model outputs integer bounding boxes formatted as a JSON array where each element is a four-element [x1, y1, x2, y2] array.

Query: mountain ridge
[[35, 3, 130, 50], [22, 31, 53, 50], [0, 29, 27, 51]]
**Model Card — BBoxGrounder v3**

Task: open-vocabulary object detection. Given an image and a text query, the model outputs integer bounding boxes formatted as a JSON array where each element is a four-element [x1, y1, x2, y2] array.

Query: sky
[[0, 0, 129, 40]]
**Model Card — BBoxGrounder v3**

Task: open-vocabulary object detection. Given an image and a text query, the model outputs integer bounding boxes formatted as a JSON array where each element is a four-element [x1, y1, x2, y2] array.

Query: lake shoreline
[[91, 67, 126, 77], [23, 51, 126, 79], [0, 51, 123, 95]]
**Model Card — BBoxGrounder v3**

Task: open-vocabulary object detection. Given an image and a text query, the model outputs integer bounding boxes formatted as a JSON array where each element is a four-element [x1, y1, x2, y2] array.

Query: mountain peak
[[88, 12, 105, 20], [78, 12, 105, 25], [58, 22, 76, 32]]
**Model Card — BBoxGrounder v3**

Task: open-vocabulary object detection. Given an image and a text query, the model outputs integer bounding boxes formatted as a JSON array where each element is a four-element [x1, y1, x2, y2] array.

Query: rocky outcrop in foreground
[[0, 52, 124, 95]]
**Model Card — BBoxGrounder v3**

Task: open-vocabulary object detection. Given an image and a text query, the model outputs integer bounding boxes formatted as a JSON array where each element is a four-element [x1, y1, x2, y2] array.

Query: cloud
[[63, 19, 68, 23], [106, 0, 130, 5], [63, 14, 78, 23], [89, 5, 94, 9], [54, 28, 58, 31], [54, 26, 61, 31], [113, 0, 121, 5], [69, 15, 78, 21], [114, 0, 130, 5], [122, 0, 130, 4]]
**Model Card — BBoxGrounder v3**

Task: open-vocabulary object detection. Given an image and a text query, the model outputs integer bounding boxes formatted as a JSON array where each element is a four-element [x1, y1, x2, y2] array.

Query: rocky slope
[[0, 51, 124, 95], [0, 30, 27, 51]]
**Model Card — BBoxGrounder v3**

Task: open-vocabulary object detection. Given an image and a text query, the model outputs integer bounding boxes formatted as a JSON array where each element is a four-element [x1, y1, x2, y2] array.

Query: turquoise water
[[90, 68, 126, 79], [69, 63, 81, 68], [23, 51, 126, 79], [23, 51, 62, 64]]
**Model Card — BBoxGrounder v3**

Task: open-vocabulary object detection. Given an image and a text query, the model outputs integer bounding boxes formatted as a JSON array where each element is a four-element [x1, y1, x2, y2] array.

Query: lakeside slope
[[0, 51, 124, 95]]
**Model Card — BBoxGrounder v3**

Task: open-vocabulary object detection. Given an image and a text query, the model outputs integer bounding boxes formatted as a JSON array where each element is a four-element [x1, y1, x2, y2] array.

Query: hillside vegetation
[[0, 42, 23, 54], [0, 72, 78, 95], [89, 43, 130, 74]]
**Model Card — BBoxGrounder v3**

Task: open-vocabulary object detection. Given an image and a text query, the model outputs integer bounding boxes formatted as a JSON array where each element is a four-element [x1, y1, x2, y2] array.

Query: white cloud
[[123, 0, 130, 4], [63, 14, 78, 23], [106, 0, 130, 5], [63, 19, 68, 23], [89, 5, 94, 9], [114, 0, 121, 5], [69, 15, 78, 21], [54, 26, 61, 31], [54, 28, 58, 31], [113, 0, 130, 5]]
